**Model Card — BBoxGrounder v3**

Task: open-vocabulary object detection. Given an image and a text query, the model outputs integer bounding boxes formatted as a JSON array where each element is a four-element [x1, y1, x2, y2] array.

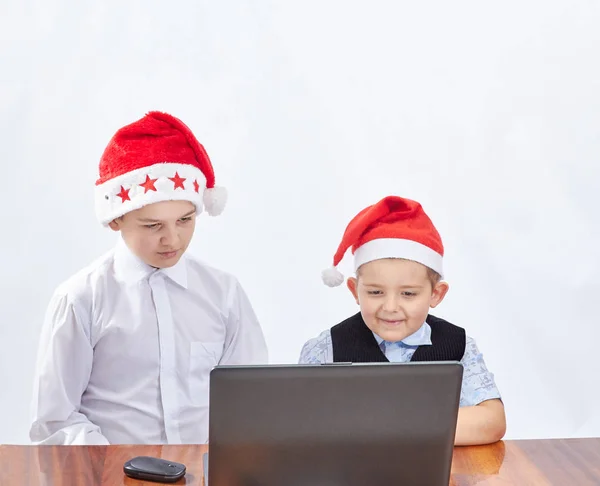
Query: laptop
[[205, 361, 463, 486]]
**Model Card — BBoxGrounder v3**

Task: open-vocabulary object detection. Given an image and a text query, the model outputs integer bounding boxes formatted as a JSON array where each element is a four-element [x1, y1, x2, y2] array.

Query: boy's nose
[[382, 297, 400, 312], [161, 227, 180, 247]]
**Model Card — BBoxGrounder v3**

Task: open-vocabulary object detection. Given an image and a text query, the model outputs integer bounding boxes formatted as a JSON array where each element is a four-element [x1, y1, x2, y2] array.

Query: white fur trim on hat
[[353, 238, 444, 277], [94, 162, 208, 225]]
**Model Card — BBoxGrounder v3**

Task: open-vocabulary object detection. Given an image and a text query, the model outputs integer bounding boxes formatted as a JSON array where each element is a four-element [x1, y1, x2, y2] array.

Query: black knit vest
[[330, 312, 466, 363]]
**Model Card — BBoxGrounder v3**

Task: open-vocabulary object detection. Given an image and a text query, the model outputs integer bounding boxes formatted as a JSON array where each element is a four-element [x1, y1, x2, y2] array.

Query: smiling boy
[[299, 196, 505, 446]]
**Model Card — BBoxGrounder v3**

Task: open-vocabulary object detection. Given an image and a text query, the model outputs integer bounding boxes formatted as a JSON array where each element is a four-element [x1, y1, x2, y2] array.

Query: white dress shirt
[[30, 237, 268, 445]]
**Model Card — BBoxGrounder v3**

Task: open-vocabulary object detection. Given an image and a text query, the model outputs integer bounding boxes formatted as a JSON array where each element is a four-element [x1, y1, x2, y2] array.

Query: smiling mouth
[[379, 318, 405, 326]]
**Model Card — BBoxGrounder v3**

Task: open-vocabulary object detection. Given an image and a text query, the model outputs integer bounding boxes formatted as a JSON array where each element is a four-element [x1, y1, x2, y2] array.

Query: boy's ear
[[347, 277, 360, 305], [430, 281, 449, 308]]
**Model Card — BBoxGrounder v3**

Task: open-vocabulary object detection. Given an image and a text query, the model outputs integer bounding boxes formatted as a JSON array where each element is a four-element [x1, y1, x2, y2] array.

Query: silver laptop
[[206, 362, 463, 486]]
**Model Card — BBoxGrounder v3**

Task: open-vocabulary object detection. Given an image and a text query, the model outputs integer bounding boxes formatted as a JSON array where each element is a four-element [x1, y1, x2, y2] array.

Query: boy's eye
[[144, 224, 159, 229], [179, 217, 192, 222], [402, 291, 417, 297], [367, 290, 383, 295]]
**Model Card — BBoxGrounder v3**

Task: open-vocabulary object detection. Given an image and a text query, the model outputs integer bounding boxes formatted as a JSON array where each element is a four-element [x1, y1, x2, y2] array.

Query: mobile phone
[[123, 456, 186, 483]]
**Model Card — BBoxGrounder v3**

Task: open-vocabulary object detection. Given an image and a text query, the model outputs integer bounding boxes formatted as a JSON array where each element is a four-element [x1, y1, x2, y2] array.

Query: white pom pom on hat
[[321, 266, 345, 287], [203, 186, 228, 217]]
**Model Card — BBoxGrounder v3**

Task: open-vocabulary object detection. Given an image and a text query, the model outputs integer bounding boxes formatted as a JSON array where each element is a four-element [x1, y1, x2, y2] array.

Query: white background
[[1, 1, 599, 444]]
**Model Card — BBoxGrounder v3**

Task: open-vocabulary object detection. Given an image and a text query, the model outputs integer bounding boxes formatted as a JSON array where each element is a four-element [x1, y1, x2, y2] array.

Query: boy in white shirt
[[30, 111, 268, 445]]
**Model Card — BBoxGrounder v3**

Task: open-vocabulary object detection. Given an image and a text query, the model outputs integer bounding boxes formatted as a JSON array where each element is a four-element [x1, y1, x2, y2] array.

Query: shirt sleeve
[[298, 330, 333, 364], [459, 335, 502, 407], [220, 280, 268, 365], [29, 290, 110, 445]]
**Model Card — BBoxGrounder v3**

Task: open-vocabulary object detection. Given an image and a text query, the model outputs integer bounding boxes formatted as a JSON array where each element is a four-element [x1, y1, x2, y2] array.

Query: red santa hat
[[322, 196, 444, 287], [94, 111, 227, 225]]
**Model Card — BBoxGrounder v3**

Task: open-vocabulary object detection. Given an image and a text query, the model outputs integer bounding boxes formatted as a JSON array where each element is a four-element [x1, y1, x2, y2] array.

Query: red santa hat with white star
[[322, 196, 444, 286], [94, 111, 227, 225]]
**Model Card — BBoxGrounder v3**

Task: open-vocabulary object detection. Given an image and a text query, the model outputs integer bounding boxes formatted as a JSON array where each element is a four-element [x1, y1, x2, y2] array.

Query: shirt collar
[[373, 321, 432, 347], [113, 236, 188, 289], [161, 256, 188, 289]]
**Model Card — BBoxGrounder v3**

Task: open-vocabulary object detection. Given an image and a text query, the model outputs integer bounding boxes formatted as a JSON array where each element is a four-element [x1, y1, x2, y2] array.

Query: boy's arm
[[455, 399, 506, 446], [454, 336, 506, 446], [298, 330, 332, 364], [219, 281, 268, 365], [30, 291, 109, 445]]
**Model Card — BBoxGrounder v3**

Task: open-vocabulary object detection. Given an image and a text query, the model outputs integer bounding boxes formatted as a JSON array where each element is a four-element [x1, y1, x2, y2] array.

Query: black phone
[[123, 456, 186, 483]]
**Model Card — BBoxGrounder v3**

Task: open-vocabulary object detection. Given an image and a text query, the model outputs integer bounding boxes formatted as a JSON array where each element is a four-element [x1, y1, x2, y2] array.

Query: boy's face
[[109, 200, 196, 269], [347, 258, 449, 343]]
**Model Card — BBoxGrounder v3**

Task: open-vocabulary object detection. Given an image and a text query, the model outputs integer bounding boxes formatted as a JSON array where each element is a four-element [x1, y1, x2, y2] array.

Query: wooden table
[[1, 438, 598, 485]]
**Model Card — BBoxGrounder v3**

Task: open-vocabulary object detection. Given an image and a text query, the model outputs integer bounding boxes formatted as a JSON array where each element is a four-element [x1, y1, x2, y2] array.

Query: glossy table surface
[[1, 438, 599, 485]]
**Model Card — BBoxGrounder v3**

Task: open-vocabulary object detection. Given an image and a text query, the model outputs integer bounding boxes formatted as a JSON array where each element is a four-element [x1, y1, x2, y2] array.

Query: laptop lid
[[208, 362, 462, 486]]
